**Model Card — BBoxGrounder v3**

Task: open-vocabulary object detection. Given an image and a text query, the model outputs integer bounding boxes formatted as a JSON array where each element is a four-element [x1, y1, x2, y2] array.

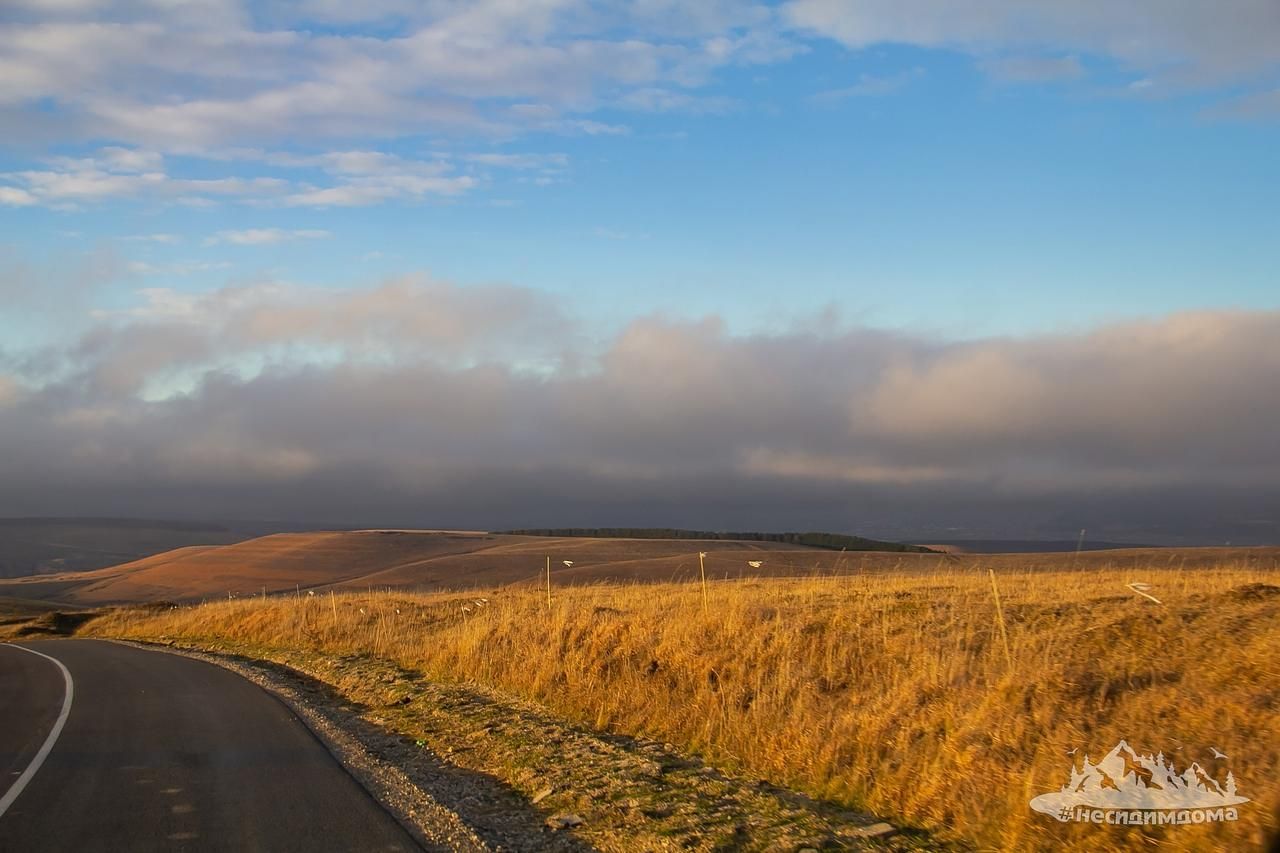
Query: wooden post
[[546, 556, 552, 609], [698, 551, 708, 614]]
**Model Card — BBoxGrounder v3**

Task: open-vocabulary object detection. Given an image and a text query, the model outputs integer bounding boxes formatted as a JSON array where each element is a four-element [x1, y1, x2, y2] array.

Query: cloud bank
[[3, 267, 1277, 542]]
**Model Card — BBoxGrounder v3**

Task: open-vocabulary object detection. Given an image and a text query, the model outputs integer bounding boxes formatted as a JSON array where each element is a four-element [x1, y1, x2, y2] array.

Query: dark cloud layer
[[2, 273, 1278, 544]]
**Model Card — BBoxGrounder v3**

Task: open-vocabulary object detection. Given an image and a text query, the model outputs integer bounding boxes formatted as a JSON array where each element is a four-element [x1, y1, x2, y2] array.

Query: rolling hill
[[2, 528, 1277, 606], [0, 529, 931, 604]]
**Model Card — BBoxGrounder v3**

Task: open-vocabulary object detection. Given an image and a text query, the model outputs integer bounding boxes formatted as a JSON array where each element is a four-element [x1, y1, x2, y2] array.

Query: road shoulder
[[103, 638, 939, 851]]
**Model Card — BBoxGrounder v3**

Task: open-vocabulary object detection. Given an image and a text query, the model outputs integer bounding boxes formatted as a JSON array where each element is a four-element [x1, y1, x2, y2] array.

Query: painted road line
[[0, 645, 74, 819]]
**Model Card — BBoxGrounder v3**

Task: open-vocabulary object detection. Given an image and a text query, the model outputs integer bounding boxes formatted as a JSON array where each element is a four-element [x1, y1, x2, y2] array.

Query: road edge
[[102, 639, 490, 853], [0, 644, 75, 819]]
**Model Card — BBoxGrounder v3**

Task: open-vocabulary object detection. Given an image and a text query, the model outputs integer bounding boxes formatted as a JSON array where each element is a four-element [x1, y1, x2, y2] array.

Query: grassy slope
[[82, 564, 1280, 851], [0, 529, 955, 605], [0, 531, 497, 603]]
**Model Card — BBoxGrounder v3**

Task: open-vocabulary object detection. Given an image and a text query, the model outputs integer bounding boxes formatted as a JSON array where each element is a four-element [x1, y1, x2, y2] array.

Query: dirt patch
[[6, 609, 104, 638], [1228, 583, 1280, 602]]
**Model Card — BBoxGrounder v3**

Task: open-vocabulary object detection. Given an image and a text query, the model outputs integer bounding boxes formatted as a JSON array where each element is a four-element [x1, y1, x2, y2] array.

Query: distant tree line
[[498, 528, 933, 553]]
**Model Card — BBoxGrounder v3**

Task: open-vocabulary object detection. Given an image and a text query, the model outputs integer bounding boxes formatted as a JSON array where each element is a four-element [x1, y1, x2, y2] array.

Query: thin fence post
[[699, 551, 708, 614], [988, 569, 1013, 670]]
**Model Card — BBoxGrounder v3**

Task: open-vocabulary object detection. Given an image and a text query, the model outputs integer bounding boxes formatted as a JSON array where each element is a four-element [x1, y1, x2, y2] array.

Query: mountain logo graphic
[[1030, 740, 1248, 825]]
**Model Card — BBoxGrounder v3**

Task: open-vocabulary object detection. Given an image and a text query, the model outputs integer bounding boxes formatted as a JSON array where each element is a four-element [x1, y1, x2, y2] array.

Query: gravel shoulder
[[100, 638, 949, 851]]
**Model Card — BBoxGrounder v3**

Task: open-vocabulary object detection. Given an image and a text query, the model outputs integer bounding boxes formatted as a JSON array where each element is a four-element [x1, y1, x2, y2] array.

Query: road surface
[[0, 639, 420, 852]]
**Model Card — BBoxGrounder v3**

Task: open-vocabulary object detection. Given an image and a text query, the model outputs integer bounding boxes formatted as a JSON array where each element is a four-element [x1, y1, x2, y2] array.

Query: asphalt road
[[0, 639, 420, 852]]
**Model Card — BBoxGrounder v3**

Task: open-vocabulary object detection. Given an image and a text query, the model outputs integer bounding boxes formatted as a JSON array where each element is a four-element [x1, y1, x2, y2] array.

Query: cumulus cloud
[[2, 267, 1278, 541], [56, 275, 574, 395]]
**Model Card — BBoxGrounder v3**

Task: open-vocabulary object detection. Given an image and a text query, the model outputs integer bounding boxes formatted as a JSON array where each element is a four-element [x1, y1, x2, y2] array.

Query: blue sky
[[2, 2, 1279, 539], [4, 3, 1278, 338]]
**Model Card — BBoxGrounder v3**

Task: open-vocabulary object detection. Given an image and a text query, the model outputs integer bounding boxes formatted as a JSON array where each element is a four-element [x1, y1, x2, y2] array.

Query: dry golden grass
[[84, 564, 1280, 851]]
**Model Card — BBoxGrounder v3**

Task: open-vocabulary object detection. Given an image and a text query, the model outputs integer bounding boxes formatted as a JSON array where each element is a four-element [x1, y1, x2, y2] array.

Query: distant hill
[[499, 528, 934, 553], [0, 529, 935, 605], [4, 528, 1277, 607], [0, 517, 261, 579], [923, 539, 1153, 554]]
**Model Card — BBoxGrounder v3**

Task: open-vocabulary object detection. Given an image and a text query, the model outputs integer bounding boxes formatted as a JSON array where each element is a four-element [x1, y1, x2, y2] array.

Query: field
[[5, 524, 1277, 608], [0, 530, 839, 604], [80, 558, 1280, 851]]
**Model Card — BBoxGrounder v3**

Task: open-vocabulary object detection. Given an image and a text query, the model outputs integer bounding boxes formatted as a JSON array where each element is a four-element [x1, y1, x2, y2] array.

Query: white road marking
[[0, 644, 75, 819]]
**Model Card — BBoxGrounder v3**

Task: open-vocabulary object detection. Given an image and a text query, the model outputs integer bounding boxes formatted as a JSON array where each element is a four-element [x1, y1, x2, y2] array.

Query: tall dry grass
[[86, 564, 1280, 850]]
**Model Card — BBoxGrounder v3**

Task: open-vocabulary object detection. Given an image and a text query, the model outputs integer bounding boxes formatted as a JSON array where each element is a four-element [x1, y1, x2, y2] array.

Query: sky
[[2, 1, 1279, 543]]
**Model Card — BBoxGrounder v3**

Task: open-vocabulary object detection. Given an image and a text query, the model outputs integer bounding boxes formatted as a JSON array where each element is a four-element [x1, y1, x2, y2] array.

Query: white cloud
[[1, 151, 290, 207], [205, 228, 332, 245], [126, 260, 232, 275], [1, 0, 1275, 184], [0, 146, 482, 209], [784, 0, 1280, 89], [280, 175, 475, 207], [0, 186, 37, 206], [97, 146, 164, 172], [0, 2, 790, 149]]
